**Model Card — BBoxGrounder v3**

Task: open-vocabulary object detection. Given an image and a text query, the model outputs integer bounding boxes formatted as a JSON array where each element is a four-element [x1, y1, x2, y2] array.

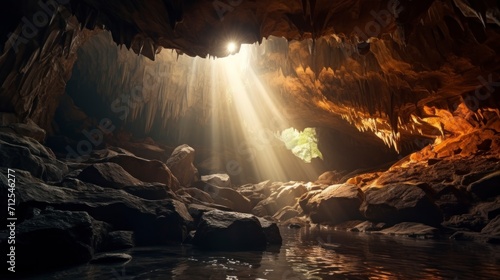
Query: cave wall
[[1, 0, 499, 161]]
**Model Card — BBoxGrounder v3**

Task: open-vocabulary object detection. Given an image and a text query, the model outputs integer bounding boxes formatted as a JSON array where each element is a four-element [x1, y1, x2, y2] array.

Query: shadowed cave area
[[1, 0, 500, 279]]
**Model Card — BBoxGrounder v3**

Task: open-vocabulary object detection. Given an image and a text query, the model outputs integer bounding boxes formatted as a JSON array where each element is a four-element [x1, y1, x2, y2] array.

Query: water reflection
[[28, 227, 500, 280]]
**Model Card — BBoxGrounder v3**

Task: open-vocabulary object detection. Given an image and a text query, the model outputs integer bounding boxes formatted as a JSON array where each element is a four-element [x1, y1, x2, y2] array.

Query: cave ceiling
[[0, 0, 499, 152]]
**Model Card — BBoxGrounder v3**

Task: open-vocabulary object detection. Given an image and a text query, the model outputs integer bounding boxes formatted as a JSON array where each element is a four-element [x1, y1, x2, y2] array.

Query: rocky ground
[[1, 121, 499, 275]]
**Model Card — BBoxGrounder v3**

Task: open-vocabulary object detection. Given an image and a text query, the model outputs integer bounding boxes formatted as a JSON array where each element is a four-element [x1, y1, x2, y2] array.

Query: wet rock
[[257, 217, 282, 245], [468, 171, 500, 199], [166, 144, 198, 186], [0, 132, 68, 181], [201, 173, 231, 188], [104, 154, 180, 191], [0, 210, 109, 273], [301, 184, 363, 225], [192, 210, 269, 250], [90, 253, 132, 264], [361, 184, 442, 226], [450, 231, 500, 244], [378, 222, 438, 237], [442, 214, 487, 232], [105, 231, 135, 250], [348, 221, 387, 232]]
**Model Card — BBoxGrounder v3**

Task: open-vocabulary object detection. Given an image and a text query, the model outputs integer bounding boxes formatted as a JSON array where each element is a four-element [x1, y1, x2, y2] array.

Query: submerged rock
[[301, 184, 363, 224], [90, 253, 132, 264], [192, 210, 281, 250], [361, 184, 442, 226], [378, 222, 438, 238]]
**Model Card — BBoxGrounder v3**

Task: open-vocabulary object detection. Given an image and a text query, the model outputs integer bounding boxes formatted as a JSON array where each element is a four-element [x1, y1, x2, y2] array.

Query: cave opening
[[58, 31, 328, 183]]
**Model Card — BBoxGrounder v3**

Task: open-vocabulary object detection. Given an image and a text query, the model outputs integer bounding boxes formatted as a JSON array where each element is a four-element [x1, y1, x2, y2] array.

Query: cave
[[1, 0, 500, 278]]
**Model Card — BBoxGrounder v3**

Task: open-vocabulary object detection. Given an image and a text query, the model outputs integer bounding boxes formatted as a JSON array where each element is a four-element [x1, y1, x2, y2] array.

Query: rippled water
[[28, 227, 500, 279]]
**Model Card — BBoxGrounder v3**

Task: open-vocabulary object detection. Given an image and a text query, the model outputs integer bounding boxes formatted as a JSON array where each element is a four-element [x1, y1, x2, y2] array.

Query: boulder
[[360, 184, 442, 226], [252, 198, 279, 217], [275, 182, 308, 208], [0, 210, 109, 273], [104, 154, 180, 191], [77, 162, 174, 200], [194, 181, 252, 213], [273, 206, 300, 222], [301, 184, 363, 224], [0, 132, 68, 181], [257, 217, 282, 245], [166, 144, 198, 186], [468, 171, 500, 199], [192, 210, 273, 250], [105, 231, 135, 250], [201, 173, 232, 188]]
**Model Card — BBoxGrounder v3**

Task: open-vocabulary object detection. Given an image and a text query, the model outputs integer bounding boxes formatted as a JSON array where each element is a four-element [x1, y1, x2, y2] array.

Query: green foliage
[[278, 127, 323, 163]]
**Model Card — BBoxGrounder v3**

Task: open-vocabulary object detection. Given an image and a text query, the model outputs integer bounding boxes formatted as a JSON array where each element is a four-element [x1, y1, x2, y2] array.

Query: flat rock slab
[[90, 253, 132, 264], [378, 222, 438, 237]]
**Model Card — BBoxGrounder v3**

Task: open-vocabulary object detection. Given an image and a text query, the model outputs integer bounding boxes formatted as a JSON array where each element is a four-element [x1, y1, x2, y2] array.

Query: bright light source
[[227, 42, 237, 53]]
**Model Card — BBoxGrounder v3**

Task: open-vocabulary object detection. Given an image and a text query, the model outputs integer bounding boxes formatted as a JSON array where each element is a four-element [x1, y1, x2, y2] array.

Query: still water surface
[[29, 227, 500, 279]]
